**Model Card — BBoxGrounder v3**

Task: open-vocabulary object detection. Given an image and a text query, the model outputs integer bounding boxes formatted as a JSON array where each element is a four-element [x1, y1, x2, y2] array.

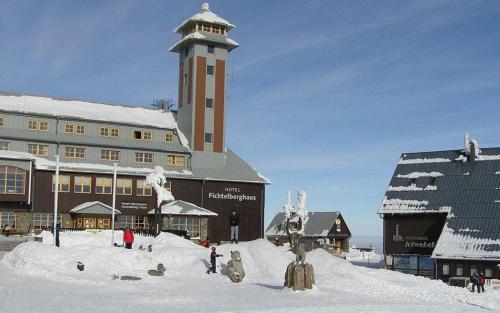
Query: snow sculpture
[[144, 166, 174, 208], [227, 250, 245, 283], [282, 191, 315, 291]]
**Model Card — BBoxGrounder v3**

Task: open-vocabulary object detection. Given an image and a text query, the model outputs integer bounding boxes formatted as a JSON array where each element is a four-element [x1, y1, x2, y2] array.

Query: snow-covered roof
[[168, 31, 239, 53], [380, 141, 500, 260], [0, 91, 190, 148], [70, 201, 122, 215], [147, 200, 217, 216], [432, 221, 500, 260], [265, 212, 351, 238], [173, 3, 235, 34]]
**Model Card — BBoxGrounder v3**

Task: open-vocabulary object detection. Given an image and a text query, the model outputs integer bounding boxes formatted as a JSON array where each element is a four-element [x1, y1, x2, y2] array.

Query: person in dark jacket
[[208, 246, 223, 273], [229, 210, 239, 244], [479, 272, 486, 292], [123, 227, 134, 249], [471, 273, 480, 293]]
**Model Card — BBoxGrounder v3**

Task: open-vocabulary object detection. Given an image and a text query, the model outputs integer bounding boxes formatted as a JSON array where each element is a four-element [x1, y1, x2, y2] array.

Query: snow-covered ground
[[1, 231, 499, 313]]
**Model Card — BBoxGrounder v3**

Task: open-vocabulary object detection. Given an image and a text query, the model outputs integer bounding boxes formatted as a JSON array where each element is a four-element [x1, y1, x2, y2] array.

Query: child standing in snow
[[479, 272, 485, 293], [123, 227, 134, 249], [208, 246, 223, 274]]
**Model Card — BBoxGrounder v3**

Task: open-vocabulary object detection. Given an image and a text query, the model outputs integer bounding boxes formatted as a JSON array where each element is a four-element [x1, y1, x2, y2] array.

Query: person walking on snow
[[471, 272, 480, 293], [123, 227, 134, 249], [479, 272, 485, 293], [229, 210, 239, 244], [208, 246, 223, 274], [3, 224, 10, 237]]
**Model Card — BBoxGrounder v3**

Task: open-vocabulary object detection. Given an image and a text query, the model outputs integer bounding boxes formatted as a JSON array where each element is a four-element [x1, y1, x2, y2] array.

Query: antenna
[[152, 98, 175, 111]]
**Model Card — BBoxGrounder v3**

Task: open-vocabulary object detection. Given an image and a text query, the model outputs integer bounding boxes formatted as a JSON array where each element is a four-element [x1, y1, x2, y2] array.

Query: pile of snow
[[399, 157, 451, 164], [2, 230, 500, 312]]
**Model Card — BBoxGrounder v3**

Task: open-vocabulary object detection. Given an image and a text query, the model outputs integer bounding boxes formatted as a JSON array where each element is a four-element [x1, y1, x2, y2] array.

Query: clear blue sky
[[1, 1, 500, 237]]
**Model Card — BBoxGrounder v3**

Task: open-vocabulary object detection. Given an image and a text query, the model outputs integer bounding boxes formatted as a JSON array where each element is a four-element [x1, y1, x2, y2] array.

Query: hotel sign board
[[384, 214, 447, 255], [207, 186, 258, 202], [120, 202, 149, 210]]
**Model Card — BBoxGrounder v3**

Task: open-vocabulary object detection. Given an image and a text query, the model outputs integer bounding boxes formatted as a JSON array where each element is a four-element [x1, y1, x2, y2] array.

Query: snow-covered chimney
[[464, 133, 481, 162]]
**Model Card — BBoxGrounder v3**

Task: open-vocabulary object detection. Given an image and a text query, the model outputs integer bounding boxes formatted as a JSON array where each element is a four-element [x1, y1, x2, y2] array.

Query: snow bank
[[397, 172, 444, 179]]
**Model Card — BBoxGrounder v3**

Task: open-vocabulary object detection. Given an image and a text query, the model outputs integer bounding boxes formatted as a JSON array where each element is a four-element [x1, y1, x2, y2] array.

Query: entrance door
[[84, 218, 96, 229], [76, 218, 83, 229]]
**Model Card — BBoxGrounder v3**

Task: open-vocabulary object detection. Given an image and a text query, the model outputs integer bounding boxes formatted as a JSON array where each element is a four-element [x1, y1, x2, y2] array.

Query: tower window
[[207, 45, 215, 54], [207, 65, 214, 75], [205, 98, 214, 108], [184, 73, 188, 86], [204, 133, 213, 143], [184, 47, 189, 57]]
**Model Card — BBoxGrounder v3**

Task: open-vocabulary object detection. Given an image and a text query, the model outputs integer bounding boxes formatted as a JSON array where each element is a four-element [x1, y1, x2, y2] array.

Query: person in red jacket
[[123, 227, 134, 249], [479, 272, 486, 292]]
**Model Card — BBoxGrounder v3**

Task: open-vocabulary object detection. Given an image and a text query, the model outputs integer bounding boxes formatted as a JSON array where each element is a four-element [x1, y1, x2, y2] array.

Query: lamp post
[[111, 163, 118, 246], [52, 155, 60, 247]]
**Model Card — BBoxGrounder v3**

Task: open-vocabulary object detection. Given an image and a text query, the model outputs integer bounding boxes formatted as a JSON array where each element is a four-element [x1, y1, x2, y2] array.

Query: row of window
[[52, 175, 171, 196], [1, 143, 186, 166], [181, 22, 227, 37], [2, 212, 202, 238], [442, 263, 494, 278], [0, 117, 175, 143]]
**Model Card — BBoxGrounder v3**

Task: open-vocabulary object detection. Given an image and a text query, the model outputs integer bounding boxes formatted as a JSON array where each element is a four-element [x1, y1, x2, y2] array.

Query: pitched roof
[[265, 212, 342, 238], [70, 201, 121, 214], [0, 90, 190, 148], [172, 3, 235, 34], [379, 145, 500, 260], [147, 200, 217, 216]]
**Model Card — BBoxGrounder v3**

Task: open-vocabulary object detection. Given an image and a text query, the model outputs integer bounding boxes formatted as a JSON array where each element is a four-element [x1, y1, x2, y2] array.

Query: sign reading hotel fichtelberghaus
[[208, 186, 257, 202]]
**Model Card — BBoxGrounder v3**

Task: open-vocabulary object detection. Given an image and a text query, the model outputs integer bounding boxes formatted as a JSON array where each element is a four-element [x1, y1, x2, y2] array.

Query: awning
[[147, 200, 217, 217], [70, 201, 122, 215]]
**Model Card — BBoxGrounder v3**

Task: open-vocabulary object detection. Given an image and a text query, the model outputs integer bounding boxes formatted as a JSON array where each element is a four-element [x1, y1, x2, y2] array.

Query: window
[[442, 264, 449, 276], [0, 141, 9, 151], [0, 117, 4, 127], [64, 123, 85, 134], [204, 133, 213, 143], [136, 179, 152, 196], [100, 127, 119, 138], [65, 147, 85, 159], [136, 152, 153, 163], [27, 120, 49, 131], [456, 264, 463, 276], [171, 217, 200, 238], [184, 47, 189, 57], [167, 155, 185, 166], [74, 176, 91, 193], [52, 175, 70, 192], [116, 178, 132, 195], [165, 131, 174, 143], [485, 266, 493, 278], [0, 166, 26, 194], [133, 131, 152, 141], [205, 98, 214, 108], [96, 177, 113, 194], [118, 215, 149, 229], [101, 150, 120, 161], [212, 26, 221, 34], [207, 45, 215, 54], [184, 73, 188, 86], [32, 213, 62, 230], [0, 212, 16, 229], [470, 264, 478, 275], [28, 144, 49, 156], [207, 65, 214, 75], [202, 24, 210, 32]]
